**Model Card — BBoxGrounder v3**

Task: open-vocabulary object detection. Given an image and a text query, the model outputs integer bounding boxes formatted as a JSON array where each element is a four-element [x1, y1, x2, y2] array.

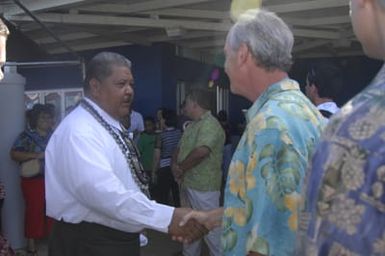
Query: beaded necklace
[[80, 99, 150, 197]]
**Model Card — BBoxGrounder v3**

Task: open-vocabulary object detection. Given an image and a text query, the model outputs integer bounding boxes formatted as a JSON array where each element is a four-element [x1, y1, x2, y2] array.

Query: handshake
[[168, 207, 223, 243]]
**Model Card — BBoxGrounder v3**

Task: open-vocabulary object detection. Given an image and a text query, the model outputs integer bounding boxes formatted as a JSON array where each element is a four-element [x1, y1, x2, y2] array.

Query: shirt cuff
[[150, 203, 175, 233]]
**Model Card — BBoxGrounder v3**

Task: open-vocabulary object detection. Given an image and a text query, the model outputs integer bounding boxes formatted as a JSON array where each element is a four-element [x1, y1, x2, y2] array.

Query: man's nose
[[125, 85, 133, 94]]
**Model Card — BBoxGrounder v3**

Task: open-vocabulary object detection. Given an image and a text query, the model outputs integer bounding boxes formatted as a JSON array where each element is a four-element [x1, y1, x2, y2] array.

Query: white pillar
[[0, 65, 26, 249]]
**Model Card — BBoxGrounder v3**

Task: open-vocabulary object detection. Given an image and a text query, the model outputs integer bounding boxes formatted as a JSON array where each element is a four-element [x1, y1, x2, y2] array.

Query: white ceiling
[[1, 0, 360, 60]]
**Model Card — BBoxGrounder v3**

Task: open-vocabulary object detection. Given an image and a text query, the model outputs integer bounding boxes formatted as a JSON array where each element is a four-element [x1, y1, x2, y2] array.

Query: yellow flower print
[[246, 153, 257, 173], [246, 172, 256, 190], [246, 153, 257, 190], [302, 105, 319, 126], [247, 114, 266, 147], [284, 192, 301, 231], [234, 208, 247, 226], [224, 207, 235, 217], [228, 160, 246, 198], [224, 207, 248, 226], [281, 132, 293, 145], [281, 80, 297, 90]]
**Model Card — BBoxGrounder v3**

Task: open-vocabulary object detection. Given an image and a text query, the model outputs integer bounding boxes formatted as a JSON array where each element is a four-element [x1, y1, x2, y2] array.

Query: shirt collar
[[317, 101, 339, 114], [84, 97, 123, 132], [246, 78, 299, 123], [196, 110, 211, 122]]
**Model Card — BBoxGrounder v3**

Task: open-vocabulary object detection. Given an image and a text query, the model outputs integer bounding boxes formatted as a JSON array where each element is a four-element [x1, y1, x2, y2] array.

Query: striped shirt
[[156, 127, 182, 168]]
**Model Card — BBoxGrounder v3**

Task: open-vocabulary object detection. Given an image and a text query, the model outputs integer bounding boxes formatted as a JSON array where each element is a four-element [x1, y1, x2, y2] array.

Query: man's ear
[[237, 43, 249, 66], [89, 78, 100, 98], [358, 0, 371, 8], [356, 0, 377, 11]]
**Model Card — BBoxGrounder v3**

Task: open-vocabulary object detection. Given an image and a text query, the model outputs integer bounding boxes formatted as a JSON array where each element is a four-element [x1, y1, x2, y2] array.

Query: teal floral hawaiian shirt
[[301, 65, 385, 255], [222, 78, 324, 256]]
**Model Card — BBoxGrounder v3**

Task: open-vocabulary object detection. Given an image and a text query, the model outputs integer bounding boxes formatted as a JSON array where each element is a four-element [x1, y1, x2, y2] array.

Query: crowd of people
[[0, 0, 385, 255]]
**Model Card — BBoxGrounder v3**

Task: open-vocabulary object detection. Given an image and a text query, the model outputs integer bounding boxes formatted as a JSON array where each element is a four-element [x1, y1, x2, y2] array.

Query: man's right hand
[[168, 208, 208, 243], [179, 208, 224, 231]]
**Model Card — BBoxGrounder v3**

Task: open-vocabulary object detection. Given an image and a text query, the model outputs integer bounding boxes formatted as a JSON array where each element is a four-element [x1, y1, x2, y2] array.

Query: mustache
[[123, 96, 132, 103]]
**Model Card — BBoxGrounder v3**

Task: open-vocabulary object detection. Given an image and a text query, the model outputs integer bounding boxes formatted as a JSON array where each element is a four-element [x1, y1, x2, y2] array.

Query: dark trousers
[[49, 220, 139, 256], [154, 166, 180, 207]]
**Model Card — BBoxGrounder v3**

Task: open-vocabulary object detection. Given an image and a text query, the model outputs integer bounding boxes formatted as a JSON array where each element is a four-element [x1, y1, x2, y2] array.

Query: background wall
[[9, 40, 384, 131]]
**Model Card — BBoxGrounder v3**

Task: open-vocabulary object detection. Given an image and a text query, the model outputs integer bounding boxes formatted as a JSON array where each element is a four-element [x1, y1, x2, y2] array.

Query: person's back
[[301, 65, 385, 254], [300, 0, 385, 255], [159, 128, 181, 168], [223, 78, 324, 256]]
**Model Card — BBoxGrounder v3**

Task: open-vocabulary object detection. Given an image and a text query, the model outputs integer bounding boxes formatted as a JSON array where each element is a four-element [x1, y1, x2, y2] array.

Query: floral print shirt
[[12, 129, 50, 155], [301, 65, 385, 255], [178, 111, 225, 191], [222, 78, 324, 256]]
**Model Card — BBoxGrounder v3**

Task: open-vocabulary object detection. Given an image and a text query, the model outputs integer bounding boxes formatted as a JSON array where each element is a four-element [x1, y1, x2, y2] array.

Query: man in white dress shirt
[[305, 63, 343, 118], [45, 52, 206, 256]]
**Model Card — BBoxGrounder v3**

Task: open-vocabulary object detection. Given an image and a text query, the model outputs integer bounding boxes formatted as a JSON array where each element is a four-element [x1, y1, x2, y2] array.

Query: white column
[[0, 65, 26, 249]]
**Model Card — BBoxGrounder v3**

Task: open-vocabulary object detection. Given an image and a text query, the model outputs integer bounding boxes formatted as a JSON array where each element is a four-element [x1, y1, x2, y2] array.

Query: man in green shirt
[[172, 88, 225, 256]]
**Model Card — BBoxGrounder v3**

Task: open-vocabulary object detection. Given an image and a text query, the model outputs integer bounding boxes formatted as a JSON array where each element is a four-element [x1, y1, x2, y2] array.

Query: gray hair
[[84, 52, 132, 92], [226, 9, 294, 72], [186, 88, 211, 110]]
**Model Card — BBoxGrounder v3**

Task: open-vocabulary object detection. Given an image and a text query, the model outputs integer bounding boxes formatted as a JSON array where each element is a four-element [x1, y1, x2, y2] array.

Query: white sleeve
[[137, 112, 144, 132], [61, 131, 174, 232]]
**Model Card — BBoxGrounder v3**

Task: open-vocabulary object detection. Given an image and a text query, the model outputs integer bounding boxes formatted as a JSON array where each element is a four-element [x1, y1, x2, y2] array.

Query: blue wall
[[19, 43, 171, 120], [19, 65, 83, 90]]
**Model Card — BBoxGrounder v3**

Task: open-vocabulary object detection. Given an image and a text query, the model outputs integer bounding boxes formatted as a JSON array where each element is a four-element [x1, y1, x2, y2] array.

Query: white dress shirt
[[317, 101, 340, 115], [45, 97, 174, 233]]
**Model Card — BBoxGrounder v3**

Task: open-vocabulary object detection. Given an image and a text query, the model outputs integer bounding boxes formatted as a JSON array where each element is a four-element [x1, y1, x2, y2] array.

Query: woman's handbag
[[19, 130, 46, 178], [20, 159, 42, 178]]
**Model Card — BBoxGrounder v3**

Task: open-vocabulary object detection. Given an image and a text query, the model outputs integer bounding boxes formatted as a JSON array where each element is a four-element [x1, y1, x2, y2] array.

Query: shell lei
[[81, 99, 150, 197]]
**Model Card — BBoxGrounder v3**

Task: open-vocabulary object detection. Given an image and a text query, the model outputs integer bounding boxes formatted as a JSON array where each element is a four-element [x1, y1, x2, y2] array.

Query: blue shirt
[[301, 65, 385, 255], [223, 78, 324, 256]]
